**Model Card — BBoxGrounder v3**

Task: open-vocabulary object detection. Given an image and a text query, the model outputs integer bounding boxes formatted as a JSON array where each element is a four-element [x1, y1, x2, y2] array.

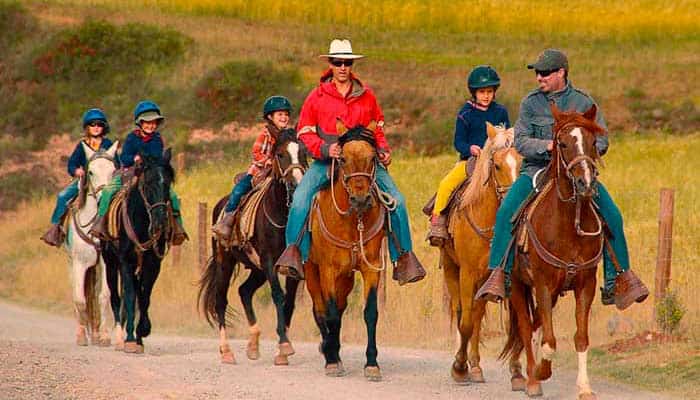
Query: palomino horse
[[441, 123, 521, 383], [502, 103, 606, 399], [65, 141, 118, 346], [198, 130, 307, 365], [104, 150, 175, 354], [305, 122, 388, 381]]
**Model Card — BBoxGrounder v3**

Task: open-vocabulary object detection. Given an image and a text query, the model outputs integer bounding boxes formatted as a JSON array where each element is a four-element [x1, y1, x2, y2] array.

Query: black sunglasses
[[535, 69, 558, 77], [330, 59, 354, 67], [88, 121, 106, 128]]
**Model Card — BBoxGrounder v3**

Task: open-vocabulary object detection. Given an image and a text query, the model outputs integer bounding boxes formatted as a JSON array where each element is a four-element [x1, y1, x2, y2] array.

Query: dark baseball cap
[[527, 49, 569, 71]]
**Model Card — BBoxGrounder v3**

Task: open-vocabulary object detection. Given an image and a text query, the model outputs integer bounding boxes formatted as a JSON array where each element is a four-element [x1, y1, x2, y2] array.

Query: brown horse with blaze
[[503, 103, 610, 399], [304, 121, 387, 381], [441, 122, 522, 384]]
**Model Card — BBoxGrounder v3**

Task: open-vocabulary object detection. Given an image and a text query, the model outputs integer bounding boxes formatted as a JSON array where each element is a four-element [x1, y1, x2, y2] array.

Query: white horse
[[64, 141, 118, 346]]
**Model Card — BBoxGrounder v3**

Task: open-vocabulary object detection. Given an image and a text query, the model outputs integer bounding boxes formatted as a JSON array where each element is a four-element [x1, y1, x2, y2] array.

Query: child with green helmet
[[90, 100, 188, 245], [212, 95, 294, 240], [41, 108, 119, 247], [427, 65, 510, 246]]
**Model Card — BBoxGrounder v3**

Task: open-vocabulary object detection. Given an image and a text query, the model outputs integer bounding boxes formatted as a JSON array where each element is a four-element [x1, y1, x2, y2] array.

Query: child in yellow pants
[[428, 65, 510, 246]]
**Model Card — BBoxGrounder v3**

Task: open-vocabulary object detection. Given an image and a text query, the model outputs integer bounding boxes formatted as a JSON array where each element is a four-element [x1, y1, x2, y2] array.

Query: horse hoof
[[325, 362, 347, 377], [279, 342, 295, 357], [98, 338, 111, 347], [124, 341, 142, 354], [76, 333, 88, 347], [450, 361, 469, 384], [114, 341, 125, 351], [274, 354, 289, 366], [578, 392, 597, 400], [511, 374, 527, 391], [469, 366, 485, 383], [220, 345, 236, 364], [364, 366, 382, 382], [535, 361, 552, 381], [246, 347, 260, 361], [526, 382, 543, 397]]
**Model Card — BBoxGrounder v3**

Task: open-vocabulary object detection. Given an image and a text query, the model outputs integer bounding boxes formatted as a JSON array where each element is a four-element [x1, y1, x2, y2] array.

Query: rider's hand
[[328, 143, 342, 159], [75, 167, 85, 178], [378, 150, 391, 166], [546, 141, 554, 152], [470, 145, 481, 157], [134, 154, 142, 163]]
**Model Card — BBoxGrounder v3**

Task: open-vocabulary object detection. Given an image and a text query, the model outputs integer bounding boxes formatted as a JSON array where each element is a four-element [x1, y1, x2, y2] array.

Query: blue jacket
[[120, 130, 164, 168], [454, 101, 510, 160], [67, 138, 117, 177]]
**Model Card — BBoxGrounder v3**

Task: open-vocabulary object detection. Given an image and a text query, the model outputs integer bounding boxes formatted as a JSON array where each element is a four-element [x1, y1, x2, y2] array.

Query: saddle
[[215, 174, 273, 250]]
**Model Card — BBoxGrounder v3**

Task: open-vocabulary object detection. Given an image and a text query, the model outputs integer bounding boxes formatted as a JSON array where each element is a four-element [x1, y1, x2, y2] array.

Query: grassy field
[[1, 0, 698, 396]]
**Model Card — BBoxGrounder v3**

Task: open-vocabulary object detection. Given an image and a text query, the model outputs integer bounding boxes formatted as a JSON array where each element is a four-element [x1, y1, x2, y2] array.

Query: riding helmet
[[133, 100, 165, 125], [467, 65, 501, 93], [82, 108, 110, 134], [262, 96, 292, 118]]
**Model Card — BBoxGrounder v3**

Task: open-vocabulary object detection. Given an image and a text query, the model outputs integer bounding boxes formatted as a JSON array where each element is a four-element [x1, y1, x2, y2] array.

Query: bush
[[194, 60, 305, 125], [0, 0, 35, 56], [0, 169, 57, 211], [0, 20, 192, 137], [626, 88, 700, 133], [656, 289, 686, 333]]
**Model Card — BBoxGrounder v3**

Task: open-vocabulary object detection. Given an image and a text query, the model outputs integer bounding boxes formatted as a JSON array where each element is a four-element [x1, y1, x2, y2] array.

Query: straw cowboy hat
[[319, 39, 364, 60]]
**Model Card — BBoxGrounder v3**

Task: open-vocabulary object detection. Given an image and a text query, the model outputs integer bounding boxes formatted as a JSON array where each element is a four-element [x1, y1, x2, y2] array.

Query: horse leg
[[283, 276, 300, 330], [573, 277, 597, 400], [263, 259, 295, 365], [326, 272, 353, 376], [443, 257, 468, 383], [96, 259, 111, 346], [511, 280, 541, 397], [105, 248, 123, 351], [468, 298, 487, 383], [305, 262, 334, 371], [510, 351, 527, 392], [119, 254, 138, 352], [134, 254, 161, 354], [360, 270, 382, 382], [534, 285, 556, 382], [71, 262, 89, 347], [238, 267, 265, 362]]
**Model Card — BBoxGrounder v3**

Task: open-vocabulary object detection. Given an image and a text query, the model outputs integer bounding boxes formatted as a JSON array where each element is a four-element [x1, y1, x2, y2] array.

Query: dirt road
[[0, 301, 676, 400]]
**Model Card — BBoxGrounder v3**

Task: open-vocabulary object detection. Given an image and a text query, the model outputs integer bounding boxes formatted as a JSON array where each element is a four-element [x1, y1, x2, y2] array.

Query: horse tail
[[197, 255, 220, 328], [498, 285, 534, 361], [84, 266, 100, 333]]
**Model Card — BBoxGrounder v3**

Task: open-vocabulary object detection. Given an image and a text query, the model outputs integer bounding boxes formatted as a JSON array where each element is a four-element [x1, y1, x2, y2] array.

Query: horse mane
[[553, 110, 606, 137], [459, 125, 514, 208]]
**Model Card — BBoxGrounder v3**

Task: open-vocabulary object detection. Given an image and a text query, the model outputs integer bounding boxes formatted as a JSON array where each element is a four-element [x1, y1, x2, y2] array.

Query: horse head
[[336, 120, 377, 214], [81, 141, 119, 202], [272, 128, 307, 192], [486, 123, 521, 200], [550, 103, 605, 198], [136, 148, 175, 237]]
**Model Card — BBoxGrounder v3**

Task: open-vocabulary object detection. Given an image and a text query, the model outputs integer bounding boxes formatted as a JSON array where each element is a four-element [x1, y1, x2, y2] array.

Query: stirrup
[[475, 268, 506, 303]]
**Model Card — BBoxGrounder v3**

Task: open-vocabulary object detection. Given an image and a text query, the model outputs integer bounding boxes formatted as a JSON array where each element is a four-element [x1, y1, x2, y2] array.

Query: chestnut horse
[[305, 122, 387, 381], [502, 103, 606, 399], [441, 123, 521, 383]]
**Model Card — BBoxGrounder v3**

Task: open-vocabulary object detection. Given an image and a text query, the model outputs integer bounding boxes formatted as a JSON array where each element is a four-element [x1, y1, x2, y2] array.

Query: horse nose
[[350, 193, 373, 212], [575, 177, 590, 195]]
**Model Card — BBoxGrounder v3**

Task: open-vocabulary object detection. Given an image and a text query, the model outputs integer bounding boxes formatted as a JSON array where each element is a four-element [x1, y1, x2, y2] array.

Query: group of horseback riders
[[41, 39, 647, 309]]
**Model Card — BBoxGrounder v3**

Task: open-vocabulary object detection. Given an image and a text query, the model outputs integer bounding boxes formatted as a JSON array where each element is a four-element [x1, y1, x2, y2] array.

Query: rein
[[464, 150, 513, 241]]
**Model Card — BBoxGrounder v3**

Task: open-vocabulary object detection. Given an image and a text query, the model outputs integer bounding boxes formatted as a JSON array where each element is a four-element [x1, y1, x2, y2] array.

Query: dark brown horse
[[305, 122, 387, 381], [198, 130, 307, 365], [502, 103, 606, 399], [441, 123, 521, 384]]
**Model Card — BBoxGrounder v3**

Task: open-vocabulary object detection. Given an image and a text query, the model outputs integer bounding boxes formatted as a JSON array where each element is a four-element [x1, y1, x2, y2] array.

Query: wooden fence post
[[176, 152, 185, 176], [654, 188, 674, 326], [198, 202, 208, 272]]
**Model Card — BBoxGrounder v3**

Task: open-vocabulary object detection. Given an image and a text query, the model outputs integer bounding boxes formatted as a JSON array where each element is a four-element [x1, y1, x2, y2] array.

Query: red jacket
[[297, 69, 390, 160]]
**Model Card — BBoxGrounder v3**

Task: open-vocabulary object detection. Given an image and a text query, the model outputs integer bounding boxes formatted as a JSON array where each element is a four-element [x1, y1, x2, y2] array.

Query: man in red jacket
[[275, 39, 426, 285]]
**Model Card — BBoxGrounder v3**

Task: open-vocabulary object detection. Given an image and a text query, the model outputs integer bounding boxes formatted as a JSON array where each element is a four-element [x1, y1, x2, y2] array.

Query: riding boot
[[392, 251, 427, 286], [427, 214, 449, 247], [274, 244, 304, 280], [212, 211, 236, 241], [170, 213, 189, 246], [475, 268, 506, 303], [90, 215, 110, 241], [40, 224, 66, 247], [612, 269, 649, 310]]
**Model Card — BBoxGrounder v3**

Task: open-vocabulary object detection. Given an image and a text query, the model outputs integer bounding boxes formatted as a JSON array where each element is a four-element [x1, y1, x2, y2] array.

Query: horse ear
[[366, 120, 377, 132], [163, 147, 172, 163], [583, 104, 597, 121], [486, 121, 497, 140], [549, 101, 562, 120], [106, 140, 119, 158], [81, 141, 96, 160], [336, 118, 347, 134]]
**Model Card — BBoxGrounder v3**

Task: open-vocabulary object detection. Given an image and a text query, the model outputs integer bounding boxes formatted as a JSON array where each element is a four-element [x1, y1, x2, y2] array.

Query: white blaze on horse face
[[506, 153, 518, 182], [287, 142, 304, 184], [577, 350, 594, 395], [570, 128, 592, 185]]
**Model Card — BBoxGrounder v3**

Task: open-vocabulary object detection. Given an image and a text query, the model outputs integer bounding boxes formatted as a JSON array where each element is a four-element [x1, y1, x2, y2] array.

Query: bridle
[[264, 139, 307, 228]]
